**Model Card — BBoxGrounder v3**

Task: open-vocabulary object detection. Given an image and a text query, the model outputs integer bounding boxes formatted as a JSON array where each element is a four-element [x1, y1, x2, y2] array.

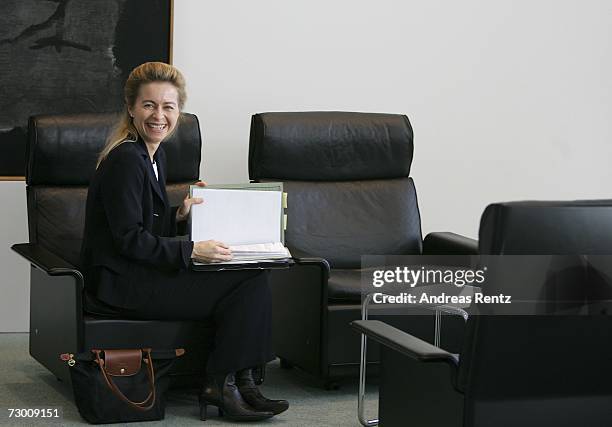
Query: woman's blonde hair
[[97, 62, 187, 167]]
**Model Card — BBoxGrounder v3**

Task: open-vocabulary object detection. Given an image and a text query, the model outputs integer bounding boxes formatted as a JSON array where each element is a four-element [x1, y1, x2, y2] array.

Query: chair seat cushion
[[328, 269, 363, 303], [83, 316, 213, 349]]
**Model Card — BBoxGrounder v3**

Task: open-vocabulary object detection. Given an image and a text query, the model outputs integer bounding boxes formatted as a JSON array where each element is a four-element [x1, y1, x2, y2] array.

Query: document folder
[[189, 183, 292, 271]]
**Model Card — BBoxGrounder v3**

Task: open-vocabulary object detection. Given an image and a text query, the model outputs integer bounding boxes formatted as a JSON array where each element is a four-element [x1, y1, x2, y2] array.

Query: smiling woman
[[128, 81, 181, 157], [97, 62, 186, 166], [80, 62, 288, 422]]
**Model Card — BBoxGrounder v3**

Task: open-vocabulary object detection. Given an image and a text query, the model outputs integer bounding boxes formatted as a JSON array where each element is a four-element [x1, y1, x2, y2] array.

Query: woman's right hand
[[192, 240, 233, 263]]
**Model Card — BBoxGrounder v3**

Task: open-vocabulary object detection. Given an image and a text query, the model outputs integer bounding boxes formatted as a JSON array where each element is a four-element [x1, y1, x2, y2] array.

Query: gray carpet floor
[[0, 334, 378, 426]]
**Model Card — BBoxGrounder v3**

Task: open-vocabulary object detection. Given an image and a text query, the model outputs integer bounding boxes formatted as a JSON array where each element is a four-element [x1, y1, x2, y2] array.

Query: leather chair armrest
[[351, 320, 458, 365], [16, 243, 85, 378], [12, 243, 83, 281], [289, 248, 331, 278], [423, 232, 478, 255]]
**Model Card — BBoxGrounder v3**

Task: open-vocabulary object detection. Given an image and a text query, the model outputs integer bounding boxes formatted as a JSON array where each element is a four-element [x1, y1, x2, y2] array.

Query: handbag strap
[[93, 349, 156, 411]]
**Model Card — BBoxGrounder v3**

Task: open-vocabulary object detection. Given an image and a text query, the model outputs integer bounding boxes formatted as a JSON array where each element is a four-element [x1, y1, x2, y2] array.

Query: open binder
[[189, 183, 292, 271]]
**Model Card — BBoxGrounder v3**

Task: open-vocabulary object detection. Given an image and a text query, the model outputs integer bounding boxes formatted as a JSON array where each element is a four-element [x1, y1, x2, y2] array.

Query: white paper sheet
[[190, 188, 282, 245]]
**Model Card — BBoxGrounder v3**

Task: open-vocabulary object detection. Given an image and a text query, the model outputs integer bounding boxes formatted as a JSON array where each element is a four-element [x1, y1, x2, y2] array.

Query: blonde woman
[[80, 62, 288, 421]]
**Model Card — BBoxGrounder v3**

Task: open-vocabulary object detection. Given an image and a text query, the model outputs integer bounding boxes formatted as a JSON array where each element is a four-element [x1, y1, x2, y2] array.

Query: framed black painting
[[0, 0, 173, 179]]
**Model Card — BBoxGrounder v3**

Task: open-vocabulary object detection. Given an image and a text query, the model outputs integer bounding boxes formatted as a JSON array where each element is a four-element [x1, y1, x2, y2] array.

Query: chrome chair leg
[[358, 293, 379, 427], [356, 292, 469, 427]]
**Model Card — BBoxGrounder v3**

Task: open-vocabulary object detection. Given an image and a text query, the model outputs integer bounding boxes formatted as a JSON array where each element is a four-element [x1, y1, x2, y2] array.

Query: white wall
[[173, 0, 612, 238], [0, 182, 29, 332]]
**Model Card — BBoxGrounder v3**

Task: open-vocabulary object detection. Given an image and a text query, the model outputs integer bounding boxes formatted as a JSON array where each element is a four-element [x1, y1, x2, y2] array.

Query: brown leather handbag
[[60, 348, 185, 424]]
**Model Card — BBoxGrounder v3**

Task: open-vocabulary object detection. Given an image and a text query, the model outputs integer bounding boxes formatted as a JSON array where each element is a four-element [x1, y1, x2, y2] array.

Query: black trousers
[[85, 267, 274, 374]]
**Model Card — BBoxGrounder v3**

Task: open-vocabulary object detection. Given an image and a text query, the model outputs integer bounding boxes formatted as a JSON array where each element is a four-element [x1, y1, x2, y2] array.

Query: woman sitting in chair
[[80, 62, 288, 422]]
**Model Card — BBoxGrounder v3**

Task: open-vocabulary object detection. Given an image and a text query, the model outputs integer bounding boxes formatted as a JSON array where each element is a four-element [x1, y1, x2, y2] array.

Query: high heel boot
[[235, 368, 289, 415], [199, 373, 274, 421]]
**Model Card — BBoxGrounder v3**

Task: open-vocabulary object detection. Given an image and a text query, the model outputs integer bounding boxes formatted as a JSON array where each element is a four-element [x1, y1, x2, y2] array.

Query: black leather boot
[[199, 373, 275, 421], [236, 368, 289, 415]]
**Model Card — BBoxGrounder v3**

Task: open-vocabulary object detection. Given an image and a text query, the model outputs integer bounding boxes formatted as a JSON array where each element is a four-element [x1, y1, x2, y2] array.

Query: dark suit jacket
[[80, 137, 194, 308]]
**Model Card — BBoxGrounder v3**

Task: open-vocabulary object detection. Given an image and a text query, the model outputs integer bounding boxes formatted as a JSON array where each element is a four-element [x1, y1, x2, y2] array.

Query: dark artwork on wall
[[0, 0, 172, 177]]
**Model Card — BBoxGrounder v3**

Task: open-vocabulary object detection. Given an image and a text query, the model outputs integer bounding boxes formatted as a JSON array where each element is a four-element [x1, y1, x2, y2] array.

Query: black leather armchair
[[12, 112, 211, 385], [248, 111, 477, 386], [353, 200, 612, 427]]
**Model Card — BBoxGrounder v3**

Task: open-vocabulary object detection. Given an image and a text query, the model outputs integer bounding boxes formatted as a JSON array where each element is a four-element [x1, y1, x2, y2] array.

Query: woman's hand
[[176, 181, 206, 222], [192, 240, 233, 263]]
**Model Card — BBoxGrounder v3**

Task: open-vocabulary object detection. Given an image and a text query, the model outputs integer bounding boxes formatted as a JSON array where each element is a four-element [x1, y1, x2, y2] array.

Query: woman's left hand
[[176, 181, 206, 222]]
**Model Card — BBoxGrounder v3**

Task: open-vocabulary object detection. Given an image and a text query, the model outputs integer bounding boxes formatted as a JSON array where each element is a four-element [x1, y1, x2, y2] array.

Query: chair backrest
[[249, 111, 422, 268], [26, 112, 201, 267], [479, 200, 612, 255], [459, 201, 612, 424]]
